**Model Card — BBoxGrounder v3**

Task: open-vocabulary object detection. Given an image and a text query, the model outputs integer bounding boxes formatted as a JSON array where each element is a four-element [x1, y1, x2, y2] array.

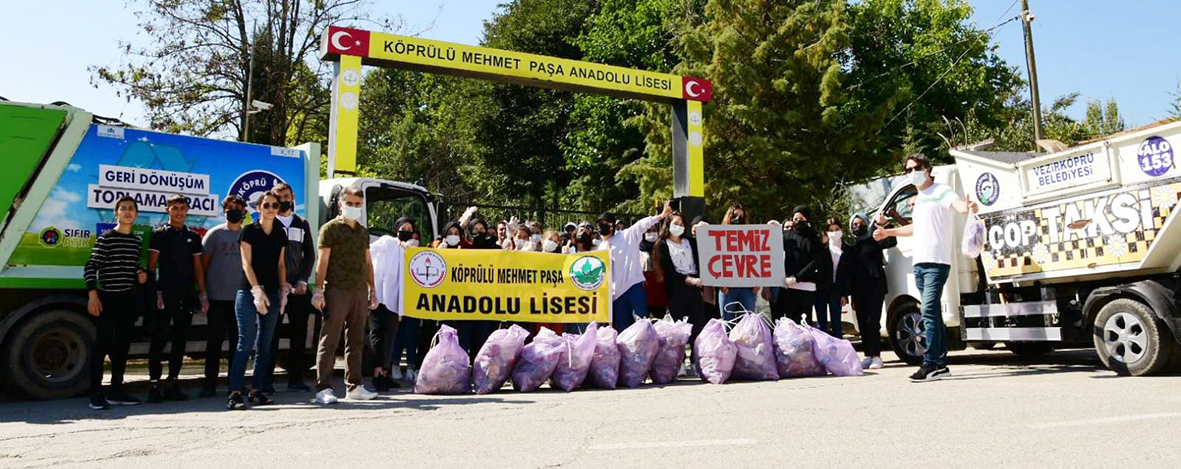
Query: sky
[[2, 0, 1178, 129]]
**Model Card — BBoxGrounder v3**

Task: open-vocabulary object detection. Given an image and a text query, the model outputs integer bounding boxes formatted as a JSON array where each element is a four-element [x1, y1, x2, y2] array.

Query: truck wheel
[[1005, 342, 1055, 358], [1093, 299, 1173, 376], [888, 304, 926, 366], [2, 309, 94, 399], [971, 342, 998, 350]]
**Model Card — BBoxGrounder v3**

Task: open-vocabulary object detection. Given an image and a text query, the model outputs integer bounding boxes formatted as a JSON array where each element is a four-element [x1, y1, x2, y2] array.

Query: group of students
[[84, 184, 380, 410]]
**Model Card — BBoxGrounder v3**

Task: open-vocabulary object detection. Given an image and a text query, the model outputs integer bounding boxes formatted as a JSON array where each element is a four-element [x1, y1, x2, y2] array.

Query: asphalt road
[[2, 349, 1180, 468]]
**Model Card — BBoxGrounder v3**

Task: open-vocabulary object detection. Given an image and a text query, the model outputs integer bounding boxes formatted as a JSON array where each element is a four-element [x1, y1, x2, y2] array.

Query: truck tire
[[1004, 342, 1055, 358], [971, 342, 998, 350], [1093, 299, 1173, 376], [2, 309, 94, 399], [888, 303, 926, 366]]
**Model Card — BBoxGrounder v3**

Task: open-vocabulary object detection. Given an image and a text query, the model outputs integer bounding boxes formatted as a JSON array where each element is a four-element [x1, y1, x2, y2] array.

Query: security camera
[[252, 100, 273, 111]]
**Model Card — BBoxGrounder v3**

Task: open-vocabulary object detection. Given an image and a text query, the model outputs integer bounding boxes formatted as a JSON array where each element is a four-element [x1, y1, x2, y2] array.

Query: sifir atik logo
[[569, 256, 606, 291]]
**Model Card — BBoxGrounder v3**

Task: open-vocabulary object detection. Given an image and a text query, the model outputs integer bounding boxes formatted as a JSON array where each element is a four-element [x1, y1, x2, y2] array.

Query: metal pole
[[1021, 0, 1044, 146], [243, 23, 255, 142]]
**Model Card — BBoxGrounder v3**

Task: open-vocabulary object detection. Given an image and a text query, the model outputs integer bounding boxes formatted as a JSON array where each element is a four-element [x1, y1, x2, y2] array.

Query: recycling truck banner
[[9, 124, 307, 267], [401, 247, 612, 323]]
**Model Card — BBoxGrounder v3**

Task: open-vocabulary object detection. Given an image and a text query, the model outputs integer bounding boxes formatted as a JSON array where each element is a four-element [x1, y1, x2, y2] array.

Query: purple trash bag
[[651, 316, 693, 384], [549, 323, 598, 391], [807, 324, 864, 377], [694, 318, 737, 384], [511, 328, 563, 392], [728, 313, 779, 381], [414, 325, 472, 394], [588, 325, 621, 389], [616, 319, 660, 388], [773, 318, 826, 378], [473, 325, 530, 394]]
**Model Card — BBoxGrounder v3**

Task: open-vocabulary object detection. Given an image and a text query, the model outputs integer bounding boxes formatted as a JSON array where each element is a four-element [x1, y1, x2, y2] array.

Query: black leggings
[[666, 279, 707, 355], [852, 291, 885, 357], [772, 288, 816, 324], [367, 304, 400, 372], [271, 292, 315, 384], [90, 291, 138, 393]]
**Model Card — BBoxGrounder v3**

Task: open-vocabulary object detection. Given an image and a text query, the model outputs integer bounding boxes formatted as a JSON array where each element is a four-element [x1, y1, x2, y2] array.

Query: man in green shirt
[[312, 186, 379, 404]]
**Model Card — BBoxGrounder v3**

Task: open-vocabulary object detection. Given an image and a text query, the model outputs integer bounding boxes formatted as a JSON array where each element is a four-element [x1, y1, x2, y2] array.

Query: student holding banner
[[718, 204, 758, 319], [654, 213, 706, 353], [777, 206, 824, 324], [597, 201, 674, 330]]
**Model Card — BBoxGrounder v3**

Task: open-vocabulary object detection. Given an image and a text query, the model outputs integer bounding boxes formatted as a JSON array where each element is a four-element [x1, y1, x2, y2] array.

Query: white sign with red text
[[696, 225, 784, 288]]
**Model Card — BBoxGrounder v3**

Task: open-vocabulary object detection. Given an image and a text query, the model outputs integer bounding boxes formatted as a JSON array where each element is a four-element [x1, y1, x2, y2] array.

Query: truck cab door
[[358, 182, 439, 242]]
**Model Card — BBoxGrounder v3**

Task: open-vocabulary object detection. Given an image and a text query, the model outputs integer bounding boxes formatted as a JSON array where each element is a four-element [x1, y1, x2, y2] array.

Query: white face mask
[[908, 168, 928, 187], [341, 205, 363, 222], [644, 232, 657, 242], [591, 238, 602, 247], [445, 235, 460, 246], [669, 224, 685, 237], [406, 239, 420, 248], [828, 231, 843, 247], [542, 240, 558, 252], [531, 234, 542, 243]]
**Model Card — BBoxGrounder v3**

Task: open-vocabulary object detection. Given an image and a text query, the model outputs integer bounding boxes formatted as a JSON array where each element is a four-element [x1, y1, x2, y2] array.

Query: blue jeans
[[612, 282, 649, 331], [392, 316, 419, 370], [719, 287, 757, 321], [913, 263, 951, 368], [815, 291, 842, 337], [229, 288, 281, 393]]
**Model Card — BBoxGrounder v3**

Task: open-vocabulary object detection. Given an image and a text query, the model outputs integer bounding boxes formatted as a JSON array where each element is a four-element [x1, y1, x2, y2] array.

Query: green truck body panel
[[0, 106, 67, 224]]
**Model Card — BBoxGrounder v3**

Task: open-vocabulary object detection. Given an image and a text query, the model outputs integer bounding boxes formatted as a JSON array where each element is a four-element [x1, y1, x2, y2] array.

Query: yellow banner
[[401, 247, 611, 323]]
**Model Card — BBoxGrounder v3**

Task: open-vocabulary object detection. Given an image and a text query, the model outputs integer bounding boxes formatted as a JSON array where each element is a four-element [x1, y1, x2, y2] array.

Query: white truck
[[861, 121, 1181, 375]]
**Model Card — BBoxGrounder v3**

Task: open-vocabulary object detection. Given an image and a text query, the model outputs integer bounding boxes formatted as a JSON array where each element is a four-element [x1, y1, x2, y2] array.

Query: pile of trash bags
[[414, 313, 865, 395]]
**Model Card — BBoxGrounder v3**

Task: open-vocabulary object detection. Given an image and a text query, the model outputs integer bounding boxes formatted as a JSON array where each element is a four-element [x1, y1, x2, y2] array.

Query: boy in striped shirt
[[84, 196, 148, 410]]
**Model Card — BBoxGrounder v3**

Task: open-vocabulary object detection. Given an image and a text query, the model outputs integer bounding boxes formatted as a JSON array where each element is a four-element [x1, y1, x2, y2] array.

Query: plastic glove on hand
[[311, 289, 326, 311], [252, 286, 270, 314]]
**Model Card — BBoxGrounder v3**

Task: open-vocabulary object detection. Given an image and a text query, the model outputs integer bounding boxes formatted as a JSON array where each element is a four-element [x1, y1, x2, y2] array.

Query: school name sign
[[696, 225, 785, 288], [321, 26, 712, 104]]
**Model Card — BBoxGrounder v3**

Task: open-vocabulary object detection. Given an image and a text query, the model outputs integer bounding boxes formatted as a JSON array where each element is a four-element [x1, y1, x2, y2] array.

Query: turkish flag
[[682, 76, 713, 102], [324, 25, 370, 57]]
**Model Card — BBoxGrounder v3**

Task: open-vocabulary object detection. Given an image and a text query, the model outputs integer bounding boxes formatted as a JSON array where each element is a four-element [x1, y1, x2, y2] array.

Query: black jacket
[[837, 235, 897, 298], [783, 229, 825, 286], [281, 214, 316, 286], [657, 236, 699, 296]]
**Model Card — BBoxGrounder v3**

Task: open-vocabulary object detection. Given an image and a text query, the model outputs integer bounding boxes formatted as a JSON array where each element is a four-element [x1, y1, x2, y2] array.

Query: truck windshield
[[884, 185, 918, 226], [365, 186, 431, 238]]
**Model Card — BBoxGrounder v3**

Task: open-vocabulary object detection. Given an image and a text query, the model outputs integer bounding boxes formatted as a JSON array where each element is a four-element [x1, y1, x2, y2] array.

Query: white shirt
[[598, 216, 661, 299], [829, 246, 841, 283], [369, 235, 407, 315], [277, 214, 294, 227], [667, 238, 697, 276], [912, 182, 958, 265]]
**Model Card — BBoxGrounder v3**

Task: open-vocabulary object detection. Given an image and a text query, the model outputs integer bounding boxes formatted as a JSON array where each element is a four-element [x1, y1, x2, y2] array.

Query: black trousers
[[149, 290, 195, 382], [90, 291, 137, 394], [367, 304, 401, 371], [852, 290, 885, 357], [270, 291, 315, 385], [203, 299, 238, 386], [773, 288, 817, 324], [666, 279, 707, 355], [416, 320, 442, 370]]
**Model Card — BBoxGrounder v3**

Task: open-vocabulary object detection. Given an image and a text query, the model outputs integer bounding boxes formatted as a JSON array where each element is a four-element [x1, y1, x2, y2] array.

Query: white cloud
[[28, 188, 85, 231], [66, 164, 82, 172]]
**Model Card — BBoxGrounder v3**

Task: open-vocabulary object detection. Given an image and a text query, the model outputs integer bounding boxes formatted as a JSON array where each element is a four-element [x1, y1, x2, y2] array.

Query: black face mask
[[853, 225, 868, 237], [226, 209, 245, 223], [278, 201, 293, 213], [598, 224, 612, 236], [794, 220, 810, 232], [397, 231, 414, 242], [731, 215, 745, 224]]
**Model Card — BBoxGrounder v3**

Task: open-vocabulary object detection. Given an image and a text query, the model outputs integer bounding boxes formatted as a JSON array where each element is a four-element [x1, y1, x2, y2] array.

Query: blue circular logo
[[1137, 136, 1174, 177], [975, 172, 1000, 206], [227, 170, 288, 214]]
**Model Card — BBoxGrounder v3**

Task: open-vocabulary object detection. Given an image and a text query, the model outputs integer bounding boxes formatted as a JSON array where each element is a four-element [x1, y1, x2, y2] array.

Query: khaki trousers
[[316, 288, 368, 391]]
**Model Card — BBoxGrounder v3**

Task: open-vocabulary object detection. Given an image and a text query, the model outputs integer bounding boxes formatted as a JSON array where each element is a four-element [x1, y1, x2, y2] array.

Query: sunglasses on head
[[261, 202, 279, 209]]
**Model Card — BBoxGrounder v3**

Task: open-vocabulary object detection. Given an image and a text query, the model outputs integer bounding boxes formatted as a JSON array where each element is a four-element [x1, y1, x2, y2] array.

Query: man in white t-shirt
[[875, 154, 977, 382]]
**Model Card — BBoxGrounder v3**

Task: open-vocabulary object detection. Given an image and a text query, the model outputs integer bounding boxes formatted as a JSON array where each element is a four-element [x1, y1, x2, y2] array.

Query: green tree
[[1084, 97, 1125, 137], [1170, 80, 1181, 120]]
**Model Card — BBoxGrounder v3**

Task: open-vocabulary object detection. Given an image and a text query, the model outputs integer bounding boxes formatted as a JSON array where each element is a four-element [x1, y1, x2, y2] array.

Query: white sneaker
[[405, 368, 417, 383], [347, 385, 378, 401], [677, 364, 688, 377], [861, 357, 874, 369], [390, 367, 404, 380], [869, 357, 884, 369], [314, 389, 338, 405]]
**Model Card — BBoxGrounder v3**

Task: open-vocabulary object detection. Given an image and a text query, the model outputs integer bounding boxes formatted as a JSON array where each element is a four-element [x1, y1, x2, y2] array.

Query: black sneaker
[[374, 375, 391, 392], [198, 386, 217, 398], [106, 390, 141, 406], [248, 391, 273, 406], [226, 392, 248, 410], [909, 365, 951, 382], [287, 381, 311, 392], [89, 394, 110, 410], [147, 385, 164, 403], [163, 382, 189, 401]]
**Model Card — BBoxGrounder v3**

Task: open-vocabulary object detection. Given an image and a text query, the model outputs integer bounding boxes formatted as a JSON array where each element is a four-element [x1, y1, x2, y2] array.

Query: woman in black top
[[228, 190, 288, 410], [837, 213, 896, 369], [774, 206, 825, 324], [653, 212, 707, 357]]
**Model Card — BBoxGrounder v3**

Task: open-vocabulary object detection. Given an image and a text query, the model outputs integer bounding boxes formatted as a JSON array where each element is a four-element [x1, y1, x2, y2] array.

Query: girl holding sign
[[653, 212, 707, 356], [718, 204, 758, 319]]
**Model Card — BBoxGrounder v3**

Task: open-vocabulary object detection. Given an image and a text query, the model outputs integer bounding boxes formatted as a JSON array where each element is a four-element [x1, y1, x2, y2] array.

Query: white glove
[[311, 289, 326, 311], [293, 281, 308, 295], [252, 286, 270, 315], [280, 284, 291, 315], [784, 276, 798, 288]]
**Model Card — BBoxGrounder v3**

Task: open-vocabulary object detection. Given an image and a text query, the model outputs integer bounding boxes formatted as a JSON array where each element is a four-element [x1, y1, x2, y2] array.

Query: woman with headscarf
[[387, 217, 420, 383], [837, 213, 896, 369], [776, 206, 825, 324]]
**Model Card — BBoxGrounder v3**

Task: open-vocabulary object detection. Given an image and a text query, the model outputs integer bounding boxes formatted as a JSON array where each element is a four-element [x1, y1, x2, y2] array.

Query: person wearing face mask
[[653, 212, 706, 370], [571, 226, 595, 254], [366, 217, 415, 391], [438, 221, 472, 249], [837, 213, 896, 370], [596, 202, 674, 331], [875, 154, 978, 382], [468, 217, 499, 249], [640, 223, 669, 319], [264, 183, 317, 394], [391, 225, 423, 383], [813, 217, 845, 338], [198, 196, 247, 398], [528, 221, 545, 251], [718, 203, 759, 319], [775, 206, 824, 325]]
